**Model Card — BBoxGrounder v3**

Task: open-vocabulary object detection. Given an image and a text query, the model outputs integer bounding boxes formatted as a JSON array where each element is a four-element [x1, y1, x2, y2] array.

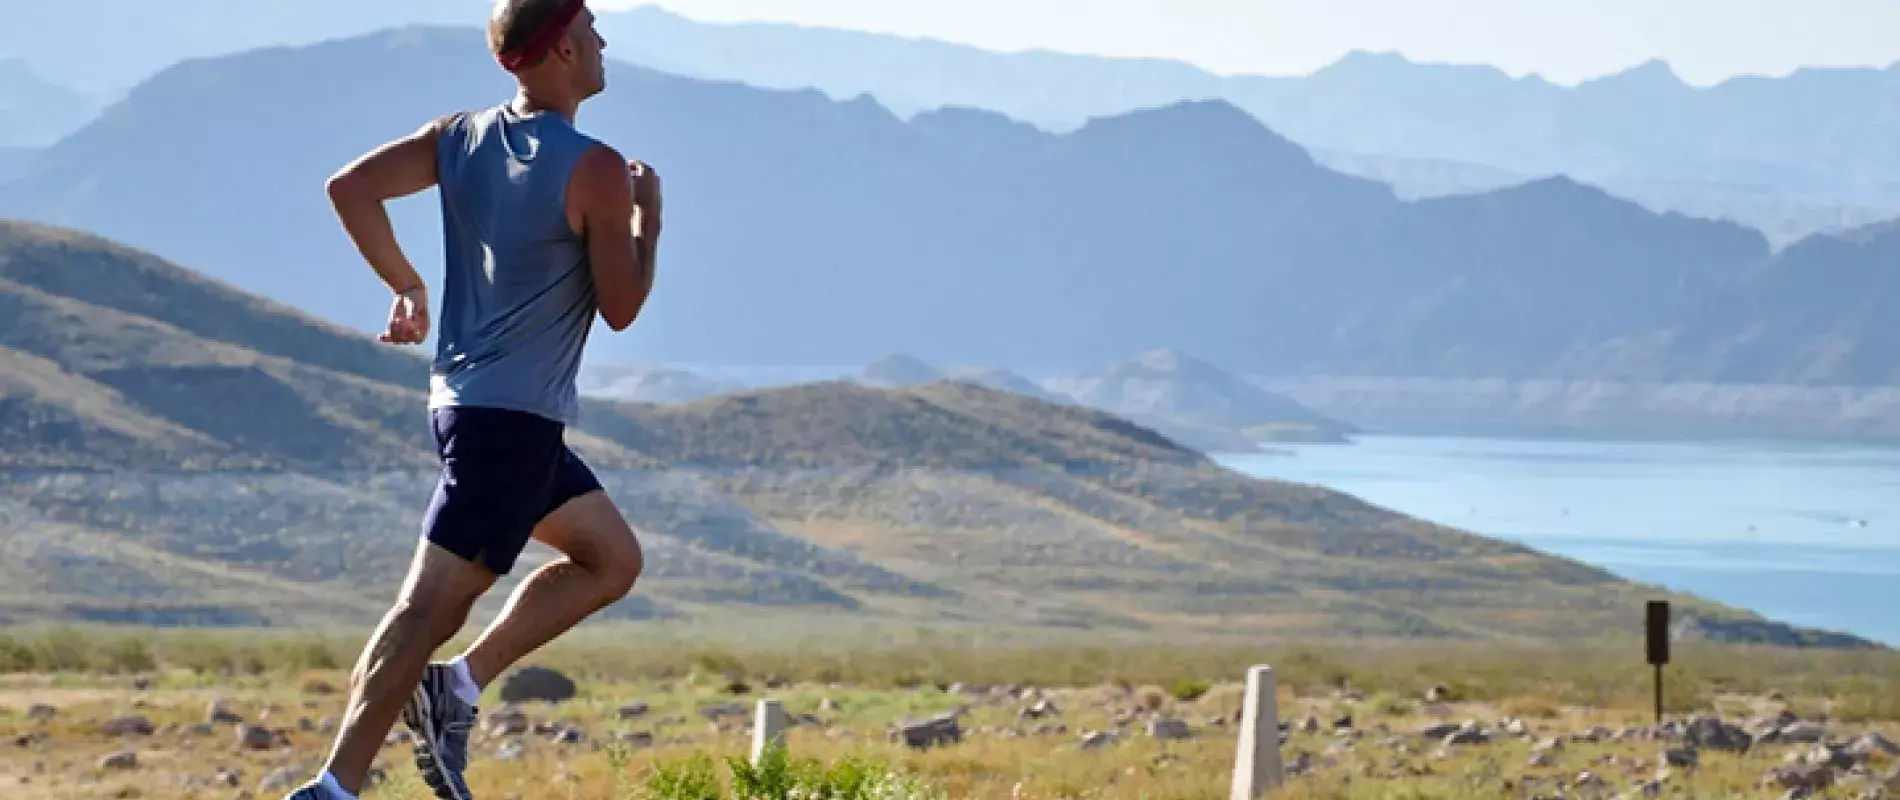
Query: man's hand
[[326, 114, 451, 345], [628, 159, 663, 232], [381, 285, 430, 345]]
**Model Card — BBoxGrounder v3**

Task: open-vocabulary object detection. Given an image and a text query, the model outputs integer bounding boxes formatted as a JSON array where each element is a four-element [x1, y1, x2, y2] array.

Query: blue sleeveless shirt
[[429, 104, 603, 426]]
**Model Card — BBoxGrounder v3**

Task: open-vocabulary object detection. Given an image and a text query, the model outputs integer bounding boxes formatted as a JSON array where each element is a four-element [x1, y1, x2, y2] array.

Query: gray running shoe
[[283, 781, 350, 799], [403, 663, 477, 800]]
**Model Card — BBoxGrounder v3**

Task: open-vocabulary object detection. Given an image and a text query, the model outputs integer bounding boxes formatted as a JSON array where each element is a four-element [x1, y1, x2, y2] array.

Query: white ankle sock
[[447, 656, 482, 705], [318, 770, 358, 800]]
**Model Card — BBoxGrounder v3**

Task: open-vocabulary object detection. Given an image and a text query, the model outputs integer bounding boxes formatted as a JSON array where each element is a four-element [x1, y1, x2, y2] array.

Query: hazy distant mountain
[[8, 27, 1900, 396], [593, 8, 1900, 241], [0, 59, 99, 147], [857, 355, 944, 389], [1045, 348, 1356, 451], [1309, 149, 1897, 247], [4, 2, 1895, 239], [581, 364, 743, 405]]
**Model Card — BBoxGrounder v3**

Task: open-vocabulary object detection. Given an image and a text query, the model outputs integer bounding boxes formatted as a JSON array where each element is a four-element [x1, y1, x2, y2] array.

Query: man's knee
[[599, 533, 643, 599]]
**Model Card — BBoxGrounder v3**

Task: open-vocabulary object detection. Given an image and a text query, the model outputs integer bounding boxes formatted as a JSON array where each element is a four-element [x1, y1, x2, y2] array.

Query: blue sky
[[595, 0, 1900, 85]]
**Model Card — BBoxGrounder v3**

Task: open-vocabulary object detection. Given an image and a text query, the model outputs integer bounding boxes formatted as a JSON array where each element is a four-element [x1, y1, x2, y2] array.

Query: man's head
[[489, 0, 607, 99]]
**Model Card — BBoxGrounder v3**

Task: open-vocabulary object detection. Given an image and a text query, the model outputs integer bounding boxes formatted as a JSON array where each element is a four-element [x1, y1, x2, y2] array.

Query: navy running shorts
[[420, 405, 603, 576]]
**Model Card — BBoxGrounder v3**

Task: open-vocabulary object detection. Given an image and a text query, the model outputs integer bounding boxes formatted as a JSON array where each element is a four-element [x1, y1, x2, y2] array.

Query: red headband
[[496, 0, 586, 73]]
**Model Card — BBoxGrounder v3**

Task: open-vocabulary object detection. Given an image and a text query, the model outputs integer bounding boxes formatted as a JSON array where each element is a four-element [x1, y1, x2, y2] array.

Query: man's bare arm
[[568, 145, 654, 331], [325, 117, 450, 298]]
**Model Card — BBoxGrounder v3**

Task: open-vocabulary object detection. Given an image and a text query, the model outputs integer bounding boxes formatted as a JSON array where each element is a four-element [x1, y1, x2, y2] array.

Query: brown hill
[[0, 220, 1869, 648]]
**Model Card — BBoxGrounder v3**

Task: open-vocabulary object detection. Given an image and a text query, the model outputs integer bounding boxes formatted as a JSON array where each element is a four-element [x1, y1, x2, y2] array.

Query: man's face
[[568, 7, 607, 98]]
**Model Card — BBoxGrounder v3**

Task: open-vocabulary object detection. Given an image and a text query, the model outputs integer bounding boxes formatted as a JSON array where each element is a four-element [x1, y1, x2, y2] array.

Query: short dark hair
[[488, 0, 572, 63]]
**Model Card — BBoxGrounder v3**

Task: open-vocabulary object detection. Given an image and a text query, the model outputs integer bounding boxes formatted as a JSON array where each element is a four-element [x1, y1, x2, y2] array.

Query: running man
[[288, 1, 660, 797]]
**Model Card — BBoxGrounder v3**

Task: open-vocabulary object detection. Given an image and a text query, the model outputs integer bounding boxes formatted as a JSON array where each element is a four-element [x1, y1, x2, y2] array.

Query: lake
[[1218, 436, 1900, 647]]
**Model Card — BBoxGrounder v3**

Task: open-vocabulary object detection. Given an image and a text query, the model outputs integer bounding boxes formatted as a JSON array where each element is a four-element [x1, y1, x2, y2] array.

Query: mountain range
[[8, 27, 1900, 392], [5, 1, 1893, 241], [8, 218, 1847, 646]]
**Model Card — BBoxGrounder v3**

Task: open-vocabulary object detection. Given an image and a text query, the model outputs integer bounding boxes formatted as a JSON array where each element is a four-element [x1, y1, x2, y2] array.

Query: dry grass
[[0, 627, 1896, 798]]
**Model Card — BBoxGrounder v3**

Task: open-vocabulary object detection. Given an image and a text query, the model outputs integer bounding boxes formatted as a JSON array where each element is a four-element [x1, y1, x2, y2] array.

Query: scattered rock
[[498, 666, 577, 704], [98, 751, 137, 770], [1505, 718, 1530, 737], [1850, 733, 1900, 758], [551, 726, 585, 744], [102, 716, 154, 737], [1533, 737, 1565, 754], [762, 675, 791, 690], [185, 723, 215, 737], [1301, 715, 1322, 734], [1286, 751, 1316, 776], [698, 703, 747, 722], [1687, 716, 1752, 753], [205, 701, 243, 725], [478, 703, 524, 737], [616, 731, 654, 747], [1147, 717, 1192, 740], [1424, 685, 1451, 703], [496, 741, 526, 761], [26, 704, 56, 721], [1078, 730, 1118, 750], [818, 697, 840, 712], [1780, 722, 1827, 744], [1333, 714, 1354, 732], [1574, 726, 1613, 743], [215, 768, 242, 787], [131, 676, 152, 691], [258, 767, 300, 793], [1443, 722, 1491, 746], [895, 714, 961, 750], [615, 702, 649, 720], [1529, 752, 1555, 768], [1767, 763, 1836, 792], [236, 724, 274, 751], [725, 677, 753, 695], [1020, 699, 1060, 720], [1420, 722, 1463, 740], [1032, 723, 1067, 736], [1664, 747, 1699, 769], [301, 680, 337, 696]]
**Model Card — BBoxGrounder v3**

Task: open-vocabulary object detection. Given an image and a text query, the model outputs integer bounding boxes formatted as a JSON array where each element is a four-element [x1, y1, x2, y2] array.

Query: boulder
[[1078, 730, 1118, 750], [1849, 733, 1899, 758], [236, 724, 274, 751], [102, 716, 154, 737], [1766, 763, 1835, 792], [498, 666, 577, 704], [205, 700, 243, 725], [98, 751, 137, 770], [1780, 722, 1827, 744], [615, 702, 649, 720], [1664, 747, 1699, 769], [485, 705, 530, 737], [895, 714, 962, 750], [1687, 717, 1752, 753], [1147, 717, 1192, 740]]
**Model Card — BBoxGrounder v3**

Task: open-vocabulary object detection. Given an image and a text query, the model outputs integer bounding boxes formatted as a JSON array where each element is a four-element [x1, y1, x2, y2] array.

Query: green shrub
[[642, 751, 722, 800], [1168, 677, 1212, 702]]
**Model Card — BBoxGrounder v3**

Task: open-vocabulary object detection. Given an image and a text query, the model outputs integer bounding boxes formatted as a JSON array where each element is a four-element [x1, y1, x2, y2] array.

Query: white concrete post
[[750, 698, 790, 766], [1230, 665, 1284, 799]]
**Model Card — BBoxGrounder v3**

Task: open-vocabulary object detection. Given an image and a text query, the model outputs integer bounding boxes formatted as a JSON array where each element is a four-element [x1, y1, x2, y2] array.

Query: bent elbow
[[324, 171, 356, 207], [600, 306, 637, 332]]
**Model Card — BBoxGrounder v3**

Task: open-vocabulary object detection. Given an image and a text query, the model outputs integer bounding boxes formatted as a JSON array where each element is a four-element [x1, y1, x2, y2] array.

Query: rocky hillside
[[0, 220, 1870, 649]]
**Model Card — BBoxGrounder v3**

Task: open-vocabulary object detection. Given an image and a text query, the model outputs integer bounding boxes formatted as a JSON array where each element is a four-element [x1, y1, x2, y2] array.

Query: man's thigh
[[532, 451, 641, 572]]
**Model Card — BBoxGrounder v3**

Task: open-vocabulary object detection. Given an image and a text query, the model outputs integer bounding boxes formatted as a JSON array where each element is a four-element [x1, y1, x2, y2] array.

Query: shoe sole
[[403, 681, 470, 800]]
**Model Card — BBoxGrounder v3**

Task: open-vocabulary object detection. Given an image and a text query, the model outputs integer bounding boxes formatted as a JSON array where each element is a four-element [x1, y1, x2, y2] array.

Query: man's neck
[[510, 87, 579, 123]]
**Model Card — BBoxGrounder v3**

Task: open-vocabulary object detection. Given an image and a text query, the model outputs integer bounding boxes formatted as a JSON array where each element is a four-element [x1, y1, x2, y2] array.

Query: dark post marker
[[1646, 600, 1671, 724]]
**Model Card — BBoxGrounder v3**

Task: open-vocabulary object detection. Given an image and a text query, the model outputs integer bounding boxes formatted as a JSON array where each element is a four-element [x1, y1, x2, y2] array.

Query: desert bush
[[1169, 677, 1212, 702]]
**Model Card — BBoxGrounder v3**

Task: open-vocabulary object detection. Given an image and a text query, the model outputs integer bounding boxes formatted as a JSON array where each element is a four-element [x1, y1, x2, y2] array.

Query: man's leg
[[319, 541, 495, 795], [453, 489, 644, 688]]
